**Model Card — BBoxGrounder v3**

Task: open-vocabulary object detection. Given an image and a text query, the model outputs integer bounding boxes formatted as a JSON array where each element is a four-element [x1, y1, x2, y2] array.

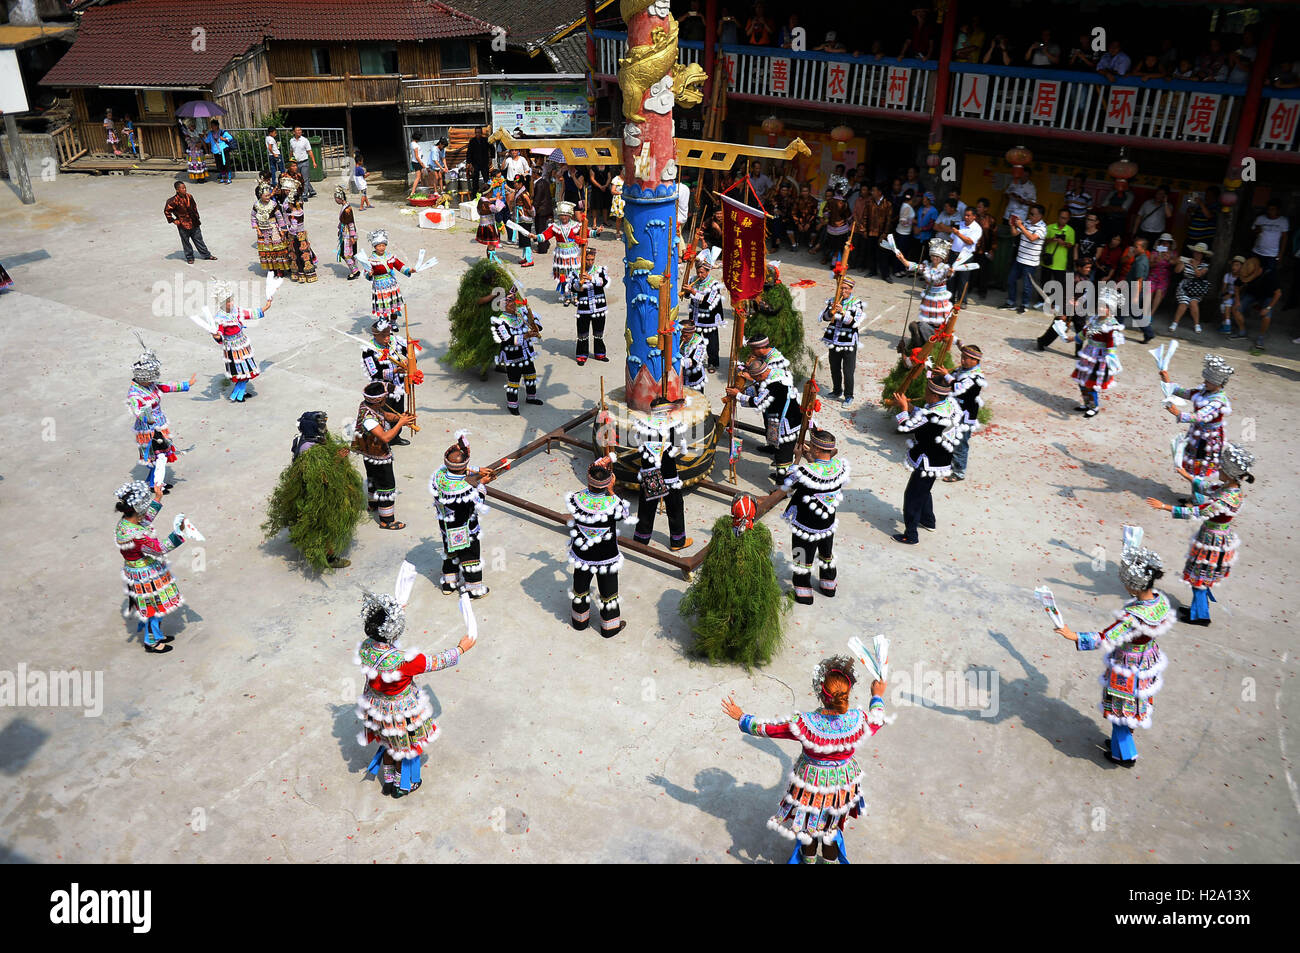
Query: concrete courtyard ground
[[0, 170, 1297, 864]]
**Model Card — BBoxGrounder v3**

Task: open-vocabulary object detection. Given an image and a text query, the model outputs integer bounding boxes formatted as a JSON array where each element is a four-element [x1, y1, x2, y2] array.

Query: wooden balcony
[[400, 76, 489, 115], [272, 74, 408, 109]]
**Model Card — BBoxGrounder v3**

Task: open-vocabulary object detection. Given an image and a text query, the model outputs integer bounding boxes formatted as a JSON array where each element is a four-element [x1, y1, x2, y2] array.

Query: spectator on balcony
[[1135, 187, 1173, 248], [815, 32, 847, 54], [1074, 212, 1105, 268], [1270, 61, 1300, 89], [1226, 50, 1253, 85], [1096, 40, 1131, 82], [719, 7, 741, 46], [1001, 203, 1047, 314], [792, 183, 819, 249], [1195, 38, 1228, 83], [1251, 202, 1290, 275], [899, 7, 934, 62], [1067, 35, 1098, 72], [778, 14, 800, 49], [1157, 38, 1179, 74], [1025, 30, 1061, 68], [1099, 179, 1134, 241], [1064, 174, 1091, 235], [745, 3, 775, 46], [983, 34, 1013, 67], [1171, 58, 1197, 81], [1238, 29, 1258, 64], [954, 16, 985, 64], [895, 188, 919, 270], [1132, 53, 1167, 81], [680, 0, 706, 43]]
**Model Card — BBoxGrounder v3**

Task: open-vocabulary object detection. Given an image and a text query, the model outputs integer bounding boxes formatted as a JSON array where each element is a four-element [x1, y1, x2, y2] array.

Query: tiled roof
[[42, 0, 493, 88], [446, 0, 611, 45]]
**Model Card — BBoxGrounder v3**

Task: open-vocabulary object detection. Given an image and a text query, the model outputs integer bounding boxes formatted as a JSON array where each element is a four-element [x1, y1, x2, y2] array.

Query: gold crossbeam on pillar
[[489, 130, 811, 169]]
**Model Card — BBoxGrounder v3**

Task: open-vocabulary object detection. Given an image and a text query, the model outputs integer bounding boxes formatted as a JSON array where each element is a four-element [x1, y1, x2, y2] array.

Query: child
[[1219, 255, 1243, 334], [476, 192, 501, 262], [354, 153, 372, 210], [123, 116, 139, 158]]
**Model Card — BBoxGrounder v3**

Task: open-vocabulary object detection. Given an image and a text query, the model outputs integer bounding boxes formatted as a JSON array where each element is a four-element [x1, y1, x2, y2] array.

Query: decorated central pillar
[[617, 0, 706, 411]]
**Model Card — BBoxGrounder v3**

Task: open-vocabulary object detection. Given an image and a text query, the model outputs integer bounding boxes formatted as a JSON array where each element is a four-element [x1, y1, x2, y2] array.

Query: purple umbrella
[[175, 101, 226, 119]]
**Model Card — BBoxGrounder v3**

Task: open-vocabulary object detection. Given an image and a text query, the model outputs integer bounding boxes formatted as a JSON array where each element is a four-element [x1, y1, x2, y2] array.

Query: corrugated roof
[[42, 0, 493, 88]]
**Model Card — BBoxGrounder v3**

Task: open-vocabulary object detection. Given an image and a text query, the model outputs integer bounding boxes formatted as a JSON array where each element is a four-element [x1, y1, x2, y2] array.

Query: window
[[310, 47, 332, 75], [439, 39, 471, 73], [358, 43, 398, 75]]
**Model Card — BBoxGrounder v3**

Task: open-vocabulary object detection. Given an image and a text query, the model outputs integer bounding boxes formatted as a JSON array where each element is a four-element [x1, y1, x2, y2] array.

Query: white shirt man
[[749, 169, 773, 197], [504, 151, 531, 182], [896, 199, 916, 236], [288, 129, 316, 196], [1252, 207, 1290, 262], [1003, 172, 1037, 223], [950, 209, 982, 256]]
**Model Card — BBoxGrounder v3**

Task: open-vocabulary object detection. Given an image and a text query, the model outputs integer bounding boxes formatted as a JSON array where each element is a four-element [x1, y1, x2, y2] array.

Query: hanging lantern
[[1107, 151, 1138, 181], [1005, 145, 1033, 168], [760, 115, 785, 147], [1219, 190, 1238, 210], [830, 124, 853, 158], [926, 153, 942, 170]]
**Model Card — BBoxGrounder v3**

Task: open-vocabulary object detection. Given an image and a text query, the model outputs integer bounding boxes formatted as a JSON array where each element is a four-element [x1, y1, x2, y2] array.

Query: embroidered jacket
[[565, 489, 631, 571], [567, 266, 608, 316], [820, 297, 866, 351], [429, 466, 489, 539], [688, 275, 725, 329], [782, 457, 850, 539], [896, 396, 966, 476]]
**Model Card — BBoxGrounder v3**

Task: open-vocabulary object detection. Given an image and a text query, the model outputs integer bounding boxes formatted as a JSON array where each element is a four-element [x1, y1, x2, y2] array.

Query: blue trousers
[[1190, 587, 1214, 620], [951, 431, 971, 476], [1005, 260, 1038, 309]]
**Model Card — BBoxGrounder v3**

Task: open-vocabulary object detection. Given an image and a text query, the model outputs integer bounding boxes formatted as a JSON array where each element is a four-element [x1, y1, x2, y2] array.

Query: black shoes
[[391, 436, 411, 446], [1177, 606, 1211, 627], [892, 533, 918, 545], [526, 397, 544, 405], [601, 621, 627, 639]]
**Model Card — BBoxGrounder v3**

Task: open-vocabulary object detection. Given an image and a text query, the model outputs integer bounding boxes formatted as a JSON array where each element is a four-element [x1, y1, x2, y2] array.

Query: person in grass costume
[[680, 494, 790, 668], [443, 258, 516, 379], [263, 410, 365, 571]]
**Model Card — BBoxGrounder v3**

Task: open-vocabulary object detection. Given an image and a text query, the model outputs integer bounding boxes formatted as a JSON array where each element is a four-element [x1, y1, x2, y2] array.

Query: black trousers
[[504, 360, 537, 408], [771, 437, 795, 478], [176, 224, 211, 261], [828, 348, 855, 398], [902, 469, 936, 539], [634, 487, 686, 547], [948, 267, 971, 304], [1037, 311, 1087, 351], [441, 535, 484, 591], [363, 459, 397, 522], [699, 327, 720, 368], [576, 313, 607, 359], [571, 567, 620, 632], [864, 240, 893, 280], [791, 533, 836, 603], [973, 252, 992, 295]]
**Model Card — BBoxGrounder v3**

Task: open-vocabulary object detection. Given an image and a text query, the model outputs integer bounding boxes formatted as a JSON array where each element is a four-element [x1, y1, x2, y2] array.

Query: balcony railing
[[593, 30, 1300, 157], [593, 31, 935, 117], [272, 74, 407, 108], [400, 76, 490, 113]]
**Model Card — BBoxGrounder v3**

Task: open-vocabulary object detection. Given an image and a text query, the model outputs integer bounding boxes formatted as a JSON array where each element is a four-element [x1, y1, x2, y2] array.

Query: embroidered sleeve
[[1186, 397, 1223, 424], [1076, 630, 1101, 651], [738, 715, 795, 739], [362, 353, 381, 378], [594, 267, 608, 289], [867, 695, 887, 729], [895, 408, 925, 432], [415, 646, 460, 674], [1092, 615, 1137, 649]]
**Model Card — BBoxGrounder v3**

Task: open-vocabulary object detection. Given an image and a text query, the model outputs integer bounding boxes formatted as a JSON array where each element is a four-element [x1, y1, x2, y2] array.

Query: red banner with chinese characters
[[721, 192, 766, 302]]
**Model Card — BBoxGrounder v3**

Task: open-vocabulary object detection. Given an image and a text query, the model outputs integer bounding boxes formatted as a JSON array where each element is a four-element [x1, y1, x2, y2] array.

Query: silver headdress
[[1096, 287, 1122, 315], [368, 229, 389, 249], [555, 200, 576, 217], [360, 590, 406, 643], [131, 331, 162, 383], [1219, 443, 1255, 481], [211, 279, 236, 308], [334, 184, 348, 202], [1202, 354, 1234, 388], [813, 653, 858, 698], [115, 480, 153, 514], [928, 237, 952, 259], [1118, 541, 1163, 592]]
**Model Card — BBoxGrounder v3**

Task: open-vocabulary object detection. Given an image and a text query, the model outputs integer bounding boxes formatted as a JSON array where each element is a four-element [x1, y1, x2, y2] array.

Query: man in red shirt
[[163, 182, 217, 265]]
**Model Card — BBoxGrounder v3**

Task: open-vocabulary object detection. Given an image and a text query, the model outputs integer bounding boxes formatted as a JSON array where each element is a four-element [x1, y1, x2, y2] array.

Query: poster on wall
[[489, 83, 591, 137]]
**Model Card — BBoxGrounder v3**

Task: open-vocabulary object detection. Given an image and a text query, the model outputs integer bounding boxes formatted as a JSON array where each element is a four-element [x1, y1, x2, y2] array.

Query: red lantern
[[1219, 190, 1238, 209], [1005, 145, 1033, 168], [926, 154, 942, 170], [830, 124, 853, 158], [1107, 154, 1139, 181], [761, 115, 784, 147]]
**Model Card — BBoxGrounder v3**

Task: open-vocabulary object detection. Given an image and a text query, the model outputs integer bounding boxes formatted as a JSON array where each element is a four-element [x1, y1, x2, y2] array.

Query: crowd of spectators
[[670, 1, 1297, 88]]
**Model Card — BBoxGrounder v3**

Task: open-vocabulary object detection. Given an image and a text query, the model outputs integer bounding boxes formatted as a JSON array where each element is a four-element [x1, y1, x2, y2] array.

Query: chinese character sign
[[722, 193, 766, 303], [1260, 99, 1300, 147], [958, 73, 987, 115], [1104, 88, 1136, 131], [770, 56, 791, 97], [884, 67, 910, 109], [722, 52, 738, 91], [1031, 80, 1060, 123], [1182, 93, 1220, 140], [825, 61, 849, 102]]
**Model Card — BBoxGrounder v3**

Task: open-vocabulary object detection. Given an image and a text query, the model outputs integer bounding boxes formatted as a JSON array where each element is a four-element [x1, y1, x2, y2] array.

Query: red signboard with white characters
[[1260, 98, 1300, 147], [957, 73, 987, 115], [825, 61, 849, 102], [1104, 87, 1137, 131], [769, 56, 791, 97], [1181, 93, 1220, 140], [883, 67, 909, 108], [1031, 80, 1060, 123]]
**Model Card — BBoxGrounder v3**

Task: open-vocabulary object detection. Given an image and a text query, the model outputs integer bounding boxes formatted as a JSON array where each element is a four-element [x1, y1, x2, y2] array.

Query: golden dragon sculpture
[[617, 2, 708, 124]]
